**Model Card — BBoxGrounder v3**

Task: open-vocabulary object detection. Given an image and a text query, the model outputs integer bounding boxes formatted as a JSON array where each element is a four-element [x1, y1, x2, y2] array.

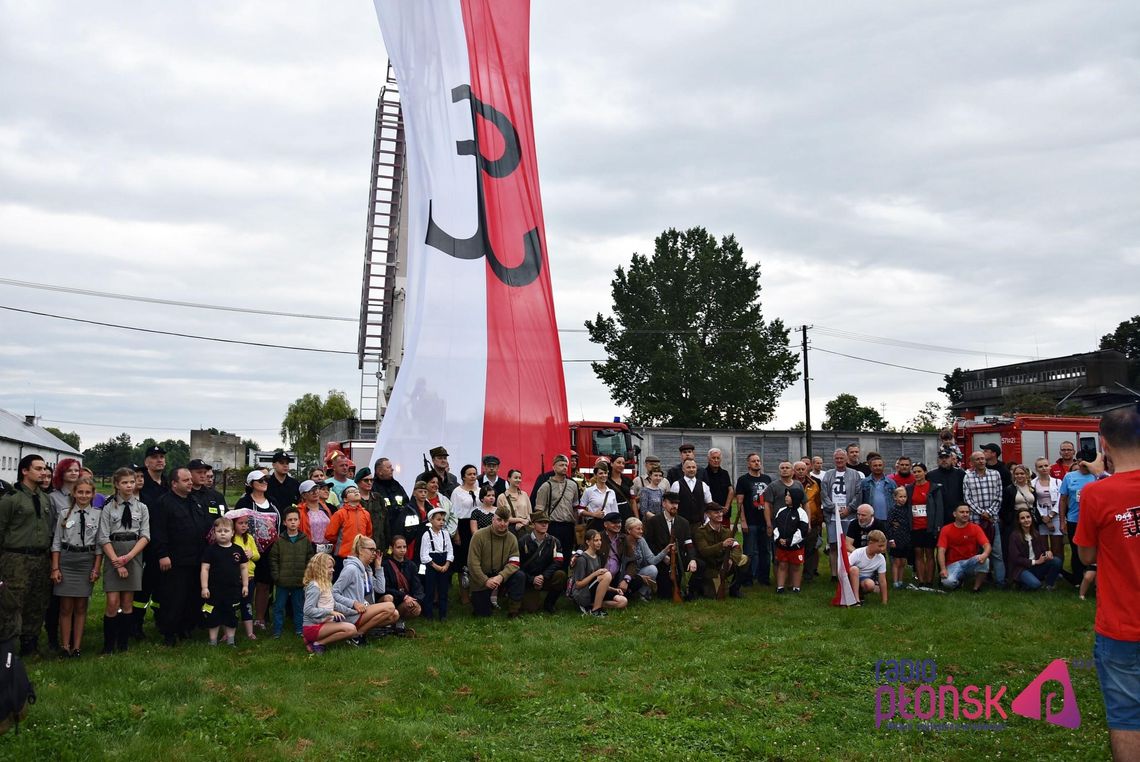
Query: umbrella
[[221, 508, 280, 553]]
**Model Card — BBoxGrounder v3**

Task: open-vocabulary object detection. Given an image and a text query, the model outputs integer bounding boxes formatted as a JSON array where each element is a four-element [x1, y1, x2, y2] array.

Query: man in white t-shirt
[[847, 530, 889, 606]]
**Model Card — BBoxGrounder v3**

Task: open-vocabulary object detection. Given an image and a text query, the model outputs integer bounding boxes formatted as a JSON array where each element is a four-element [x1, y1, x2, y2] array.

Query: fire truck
[[952, 414, 1101, 466], [322, 419, 637, 477]]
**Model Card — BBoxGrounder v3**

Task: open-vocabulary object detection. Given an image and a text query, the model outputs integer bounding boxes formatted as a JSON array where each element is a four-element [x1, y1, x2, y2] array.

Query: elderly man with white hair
[[698, 448, 735, 516], [821, 448, 865, 581]]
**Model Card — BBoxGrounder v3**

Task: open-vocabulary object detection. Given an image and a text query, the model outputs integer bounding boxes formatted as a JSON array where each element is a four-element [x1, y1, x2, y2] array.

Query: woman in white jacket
[[1032, 458, 1065, 561]]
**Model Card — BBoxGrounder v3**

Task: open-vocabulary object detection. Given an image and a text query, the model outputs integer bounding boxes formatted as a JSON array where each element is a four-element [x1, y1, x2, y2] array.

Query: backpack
[[0, 646, 35, 735]]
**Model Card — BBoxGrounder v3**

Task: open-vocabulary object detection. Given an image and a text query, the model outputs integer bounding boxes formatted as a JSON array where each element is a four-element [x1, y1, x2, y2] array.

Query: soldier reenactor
[[0, 454, 54, 655], [693, 502, 748, 599]]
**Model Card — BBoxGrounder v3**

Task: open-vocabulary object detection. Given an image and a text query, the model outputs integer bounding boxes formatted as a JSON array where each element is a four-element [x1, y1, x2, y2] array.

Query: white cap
[[427, 506, 447, 519], [245, 470, 267, 486], [299, 479, 318, 493]]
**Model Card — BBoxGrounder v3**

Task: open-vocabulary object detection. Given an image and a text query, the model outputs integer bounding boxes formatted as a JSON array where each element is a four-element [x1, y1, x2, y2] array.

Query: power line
[[0, 304, 357, 355], [41, 417, 281, 432], [0, 277, 357, 323], [811, 345, 944, 375], [813, 325, 1032, 360]]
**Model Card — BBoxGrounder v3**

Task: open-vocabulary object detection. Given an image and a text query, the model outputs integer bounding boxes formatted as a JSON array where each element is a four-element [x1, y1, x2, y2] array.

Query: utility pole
[[802, 325, 812, 457]]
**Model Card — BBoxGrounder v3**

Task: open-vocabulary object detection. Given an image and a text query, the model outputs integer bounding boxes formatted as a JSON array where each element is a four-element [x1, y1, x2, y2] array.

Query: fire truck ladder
[[357, 61, 406, 436]]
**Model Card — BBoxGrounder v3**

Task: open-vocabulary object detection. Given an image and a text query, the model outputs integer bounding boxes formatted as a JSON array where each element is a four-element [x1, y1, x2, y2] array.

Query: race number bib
[[912, 503, 927, 519]]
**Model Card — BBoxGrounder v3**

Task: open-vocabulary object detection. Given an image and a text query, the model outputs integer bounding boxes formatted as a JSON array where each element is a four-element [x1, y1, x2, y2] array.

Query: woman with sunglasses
[[235, 470, 282, 631]]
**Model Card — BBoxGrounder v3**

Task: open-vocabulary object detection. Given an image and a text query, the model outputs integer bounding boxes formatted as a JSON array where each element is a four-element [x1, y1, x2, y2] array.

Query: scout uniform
[[96, 495, 150, 652]]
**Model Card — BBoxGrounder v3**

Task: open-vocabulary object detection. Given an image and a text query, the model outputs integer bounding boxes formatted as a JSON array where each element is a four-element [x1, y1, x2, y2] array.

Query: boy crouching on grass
[[847, 530, 889, 606]]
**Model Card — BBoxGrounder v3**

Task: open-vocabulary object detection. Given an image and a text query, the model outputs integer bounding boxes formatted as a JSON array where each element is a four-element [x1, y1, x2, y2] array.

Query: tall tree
[[281, 390, 356, 467], [45, 427, 80, 451], [821, 394, 888, 432], [82, 433, 134, 475], [1100, 315, 1140, 359], [1100, 315, 1140, 385], [903, 401, 947, 433], [584, 227, 798, 428], [938, 367, 967, 407]]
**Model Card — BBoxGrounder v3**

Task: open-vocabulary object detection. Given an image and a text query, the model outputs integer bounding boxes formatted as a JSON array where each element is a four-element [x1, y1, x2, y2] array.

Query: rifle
[[716, 503, 742, 601], [668, 524, 683, 604]]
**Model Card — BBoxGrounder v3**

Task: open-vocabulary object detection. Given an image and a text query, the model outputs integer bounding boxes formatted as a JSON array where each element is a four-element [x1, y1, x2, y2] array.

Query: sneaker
[[791, 588, 801, 593], [309, 643, 326, 655], [578, 604, 591, 615], [208, 640, 218, 647], [589, 609, 608, 618], [776, 587, 785, 594], [347, 636, 365, 647]]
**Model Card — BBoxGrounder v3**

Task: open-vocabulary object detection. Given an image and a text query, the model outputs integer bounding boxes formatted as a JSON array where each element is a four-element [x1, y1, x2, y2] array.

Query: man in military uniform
[[693, 501, 748, 599], [418, 446, 459, 497], [188, 459, 227, 519], [0, 454, 54, 655], [533, 455, 580, 571]]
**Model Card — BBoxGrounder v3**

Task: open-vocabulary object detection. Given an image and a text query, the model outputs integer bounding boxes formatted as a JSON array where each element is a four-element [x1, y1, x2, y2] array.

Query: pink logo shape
[[1011, 659, 1081, 729]]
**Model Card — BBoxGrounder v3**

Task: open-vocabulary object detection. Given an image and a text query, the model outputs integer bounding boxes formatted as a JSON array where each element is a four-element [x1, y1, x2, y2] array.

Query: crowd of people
[[0, 412, 1135, 675]]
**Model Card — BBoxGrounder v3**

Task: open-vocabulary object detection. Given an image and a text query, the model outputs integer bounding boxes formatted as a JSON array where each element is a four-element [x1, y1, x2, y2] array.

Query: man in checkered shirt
[[963, 450, 1005, 586]]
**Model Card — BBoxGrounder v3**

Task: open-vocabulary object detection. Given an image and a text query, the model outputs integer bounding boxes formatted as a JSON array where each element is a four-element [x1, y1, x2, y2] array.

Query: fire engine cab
[[952, 414, 1101, 466]]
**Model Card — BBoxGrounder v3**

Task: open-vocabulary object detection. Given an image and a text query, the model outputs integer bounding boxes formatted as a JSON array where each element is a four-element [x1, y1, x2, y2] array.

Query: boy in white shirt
[[847, 530, 888, 606]]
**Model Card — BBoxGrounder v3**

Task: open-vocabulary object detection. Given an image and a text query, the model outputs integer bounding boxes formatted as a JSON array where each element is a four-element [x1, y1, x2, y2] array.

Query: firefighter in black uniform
[[133, 446, 169, 638]]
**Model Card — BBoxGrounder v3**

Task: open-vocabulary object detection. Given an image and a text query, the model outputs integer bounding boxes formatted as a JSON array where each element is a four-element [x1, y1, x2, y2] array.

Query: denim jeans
[[1018, 557, 1062, 590], [272, 585, 304, 636], [744, 529, 771, 584], [942, 557, 989, 589]]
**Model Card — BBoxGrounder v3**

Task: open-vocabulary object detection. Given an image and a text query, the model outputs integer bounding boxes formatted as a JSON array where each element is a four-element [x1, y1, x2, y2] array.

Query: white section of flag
[[369, 0, 489, 487], [832, 508, 859, 606]]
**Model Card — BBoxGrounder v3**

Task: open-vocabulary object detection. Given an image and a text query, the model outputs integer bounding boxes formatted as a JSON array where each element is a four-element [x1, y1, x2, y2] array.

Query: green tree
[[903, 401, 948, 433], [281, 390, 356, 467], [1100, 315, 1140, 384], [584, 227, 798, 428], [821, 394, 888, 432], [938, 367, 967, 407], [45, 427, 80, 451], [82, 433, 133, 476]]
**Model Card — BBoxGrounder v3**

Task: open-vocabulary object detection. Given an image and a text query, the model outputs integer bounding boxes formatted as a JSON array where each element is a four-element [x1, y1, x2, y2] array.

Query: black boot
[[116, 615, 130, 653], [101, 616, 116, 654], [130, 607, 147, 640]]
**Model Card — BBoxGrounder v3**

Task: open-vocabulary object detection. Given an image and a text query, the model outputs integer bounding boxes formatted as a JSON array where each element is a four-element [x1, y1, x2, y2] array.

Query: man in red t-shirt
[[936, 504, 991, 591], [1074, 407, 1140, 759]]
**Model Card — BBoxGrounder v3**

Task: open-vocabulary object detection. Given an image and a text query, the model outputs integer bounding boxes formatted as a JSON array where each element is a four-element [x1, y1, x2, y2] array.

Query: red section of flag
[[460, 0, 568, 479]]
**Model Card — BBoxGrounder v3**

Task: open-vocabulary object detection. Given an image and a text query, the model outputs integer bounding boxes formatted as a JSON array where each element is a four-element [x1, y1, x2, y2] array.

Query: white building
[[0, 409, 82, 483]]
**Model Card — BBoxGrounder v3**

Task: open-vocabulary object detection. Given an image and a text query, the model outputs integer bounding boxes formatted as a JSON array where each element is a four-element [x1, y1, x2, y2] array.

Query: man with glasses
[[1051, 441, 1078, 480]]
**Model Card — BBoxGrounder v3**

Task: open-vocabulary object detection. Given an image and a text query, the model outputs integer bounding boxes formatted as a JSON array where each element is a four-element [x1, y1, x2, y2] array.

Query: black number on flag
[[426, 84, 542, 288]]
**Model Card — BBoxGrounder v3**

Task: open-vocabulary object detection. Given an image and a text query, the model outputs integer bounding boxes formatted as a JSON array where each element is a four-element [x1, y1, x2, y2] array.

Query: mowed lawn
[[8, 572, 1106, 761]]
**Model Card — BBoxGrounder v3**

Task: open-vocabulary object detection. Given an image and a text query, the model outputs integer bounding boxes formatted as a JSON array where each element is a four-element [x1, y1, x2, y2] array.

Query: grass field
[[6, 568, 1107, 761]]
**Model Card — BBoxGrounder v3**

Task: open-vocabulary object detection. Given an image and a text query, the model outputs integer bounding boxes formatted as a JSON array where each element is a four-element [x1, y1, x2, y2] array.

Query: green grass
[[8, 569, 1106, 761]]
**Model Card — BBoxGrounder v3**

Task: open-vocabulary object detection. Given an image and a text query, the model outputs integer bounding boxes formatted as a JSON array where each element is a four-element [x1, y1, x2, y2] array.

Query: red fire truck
[[952, 414, 1101, 466]]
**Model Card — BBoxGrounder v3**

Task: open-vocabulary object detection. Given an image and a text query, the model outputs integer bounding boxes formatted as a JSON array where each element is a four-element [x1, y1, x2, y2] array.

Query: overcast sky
[[1, 1, 1137, 456]]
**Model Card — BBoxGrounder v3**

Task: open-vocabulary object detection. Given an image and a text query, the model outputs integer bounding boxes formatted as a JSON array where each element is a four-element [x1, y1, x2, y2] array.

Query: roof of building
[[0, 409, 82, 456]]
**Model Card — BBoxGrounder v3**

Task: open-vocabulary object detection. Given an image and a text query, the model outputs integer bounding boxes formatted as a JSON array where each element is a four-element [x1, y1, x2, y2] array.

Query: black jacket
[[382, 556, 425, 606], [151, 491, 211, 568], [519, 532, 563, 583], [644, 512, 695, 568]]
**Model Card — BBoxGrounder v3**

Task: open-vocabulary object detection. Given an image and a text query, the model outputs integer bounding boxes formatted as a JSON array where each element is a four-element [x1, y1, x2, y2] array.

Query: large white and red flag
[[369, 0, 568, 489], [831, 508, 859, 606]]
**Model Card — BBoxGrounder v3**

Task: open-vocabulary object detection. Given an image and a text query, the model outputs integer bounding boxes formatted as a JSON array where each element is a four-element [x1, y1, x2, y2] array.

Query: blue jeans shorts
[[1094, 634, 1140, 731]]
